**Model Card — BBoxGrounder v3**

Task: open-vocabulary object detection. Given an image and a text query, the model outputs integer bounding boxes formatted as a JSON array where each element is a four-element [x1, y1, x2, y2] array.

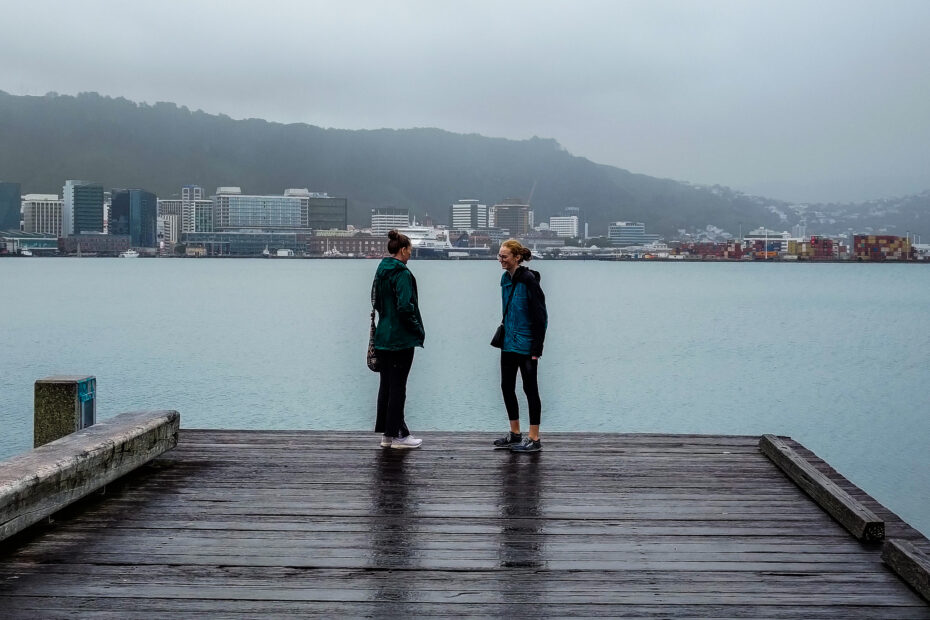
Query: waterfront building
[[183, 231, 310, 256], [111, 189, 158, 248], [743, 227, 791, 254], [492, 200, 530, 237], [214, 187, 306, 231], [307, 234, 384, 256], [21, 194, 63, 237], [608, 221, 660, 246], [449, 200, 488, 231], [0, 181, 22, 230], [549, 215, 580, 238], [853, 235, 913, 261], [371, 207, 410, 236], [0, 230, 58, 254], [304, 194, 348, 231], [58, 234, 130, 256], [62, 180, 104, 236]]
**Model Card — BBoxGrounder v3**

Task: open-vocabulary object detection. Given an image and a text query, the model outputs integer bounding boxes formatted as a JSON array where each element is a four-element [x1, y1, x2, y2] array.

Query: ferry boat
[[119, 249, 140, 258]]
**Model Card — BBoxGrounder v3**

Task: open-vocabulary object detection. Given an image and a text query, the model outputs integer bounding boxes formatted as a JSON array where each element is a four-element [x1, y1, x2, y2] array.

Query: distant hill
[[0, 91, 926, 238]]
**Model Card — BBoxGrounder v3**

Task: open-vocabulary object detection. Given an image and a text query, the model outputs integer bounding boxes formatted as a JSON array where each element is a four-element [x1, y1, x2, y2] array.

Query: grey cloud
[[1, 0, 928, 203]]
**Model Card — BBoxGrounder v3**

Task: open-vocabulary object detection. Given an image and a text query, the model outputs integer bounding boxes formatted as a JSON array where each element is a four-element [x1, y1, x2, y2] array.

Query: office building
[[306, 195, 348, 231], [492, 200, 530, 237], [0, 181, 22, 230], [449, 199, 488, 231], [62, 180, 104, 236], [371, 207, 410, 236], [111, 189, 158, 247], [158, 199, 183, 218], [549, 215, 579, 238], [564, 206, 587, 238], [608, 221, 660, 246], [22, 194, 63, 237], [214, 187, 304, 231]]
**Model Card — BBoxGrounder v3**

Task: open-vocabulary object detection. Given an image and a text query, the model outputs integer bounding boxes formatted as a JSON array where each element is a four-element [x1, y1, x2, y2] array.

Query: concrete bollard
[[34, 376, 97, 448]]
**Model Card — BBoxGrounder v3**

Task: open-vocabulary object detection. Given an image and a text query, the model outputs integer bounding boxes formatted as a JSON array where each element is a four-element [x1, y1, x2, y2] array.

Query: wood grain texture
[[0, 430, 927, 618]]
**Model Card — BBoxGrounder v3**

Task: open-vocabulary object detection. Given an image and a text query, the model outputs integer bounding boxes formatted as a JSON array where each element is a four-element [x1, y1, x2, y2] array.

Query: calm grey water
[[2, 258, 928, 535]]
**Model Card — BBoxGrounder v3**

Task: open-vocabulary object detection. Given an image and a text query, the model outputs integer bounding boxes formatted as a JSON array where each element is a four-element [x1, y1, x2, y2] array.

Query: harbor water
[[1, 257, 928, 535]]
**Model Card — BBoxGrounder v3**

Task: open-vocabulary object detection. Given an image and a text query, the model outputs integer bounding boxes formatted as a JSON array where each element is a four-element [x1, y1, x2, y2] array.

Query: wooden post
[[34, 375, 96, 448], [759, 434, 884, 541], [882, 539, 930, 602]]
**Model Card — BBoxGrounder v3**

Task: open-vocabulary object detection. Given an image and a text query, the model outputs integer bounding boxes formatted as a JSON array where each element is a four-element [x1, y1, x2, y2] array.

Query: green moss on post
[[34, 376, 96, 447]]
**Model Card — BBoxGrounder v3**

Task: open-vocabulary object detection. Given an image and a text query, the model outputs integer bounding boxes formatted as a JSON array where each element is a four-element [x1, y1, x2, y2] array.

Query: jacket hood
[[376, 257, 408, 277]]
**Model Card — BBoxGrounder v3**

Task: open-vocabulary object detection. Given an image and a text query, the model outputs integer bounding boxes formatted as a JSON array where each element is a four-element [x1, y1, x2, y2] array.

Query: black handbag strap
[[370, 278, 378, 323]]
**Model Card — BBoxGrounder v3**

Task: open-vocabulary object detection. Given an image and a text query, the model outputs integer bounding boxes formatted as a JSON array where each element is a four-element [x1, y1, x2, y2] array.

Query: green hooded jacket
[[373, 257, 425, 350]]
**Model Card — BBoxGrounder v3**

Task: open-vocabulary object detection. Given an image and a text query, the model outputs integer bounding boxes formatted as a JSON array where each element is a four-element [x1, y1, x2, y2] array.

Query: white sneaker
[[380, 434, 392, 447], [390, 435, 422, 449]]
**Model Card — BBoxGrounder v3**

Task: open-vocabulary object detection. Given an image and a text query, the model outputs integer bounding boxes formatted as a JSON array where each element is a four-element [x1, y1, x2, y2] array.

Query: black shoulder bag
[[490, 276, 519, 348], [367, 278, 381, 371]]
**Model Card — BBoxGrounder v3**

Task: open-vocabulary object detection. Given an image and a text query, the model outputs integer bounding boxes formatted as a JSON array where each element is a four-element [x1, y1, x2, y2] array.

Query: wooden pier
[[1, 430, 928, 618]]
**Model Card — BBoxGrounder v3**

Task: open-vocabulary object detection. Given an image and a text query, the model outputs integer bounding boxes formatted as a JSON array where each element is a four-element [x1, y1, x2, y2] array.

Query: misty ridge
[[1, 90, 927, 239]]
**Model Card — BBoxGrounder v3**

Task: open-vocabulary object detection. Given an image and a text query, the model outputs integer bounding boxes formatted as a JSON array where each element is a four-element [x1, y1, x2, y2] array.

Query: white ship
[[119, 249, 140, 258]]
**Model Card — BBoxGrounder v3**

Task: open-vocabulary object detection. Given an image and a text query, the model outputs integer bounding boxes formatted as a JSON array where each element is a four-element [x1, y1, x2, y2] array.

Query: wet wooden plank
[[0, 430, 927, 617]]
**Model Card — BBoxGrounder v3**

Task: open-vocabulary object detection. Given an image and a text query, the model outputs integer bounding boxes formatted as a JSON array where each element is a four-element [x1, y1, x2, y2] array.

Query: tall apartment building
[[492, 200, 530, 237], [0, 181, 22, 230], [608, 221, 660, 246], [158, 214, 181, 244], [548, 215, 580, 238], [111, 189, 158, 247], [449, 199, 488, 231], [179, 185, 214, 233], [62, 180, 104, 236], [371, 207, 410, 236], [21, 194, 63, 236]]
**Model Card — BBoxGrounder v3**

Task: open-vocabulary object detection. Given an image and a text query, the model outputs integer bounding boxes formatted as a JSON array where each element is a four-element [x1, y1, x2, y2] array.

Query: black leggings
[[500, 351, 541, 426], [375, 348, 414, 438]]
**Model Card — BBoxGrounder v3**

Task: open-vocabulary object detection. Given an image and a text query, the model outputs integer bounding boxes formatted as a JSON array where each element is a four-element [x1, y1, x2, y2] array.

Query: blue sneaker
[[493, 432, 522, 449], [510, 436, 541, 453]]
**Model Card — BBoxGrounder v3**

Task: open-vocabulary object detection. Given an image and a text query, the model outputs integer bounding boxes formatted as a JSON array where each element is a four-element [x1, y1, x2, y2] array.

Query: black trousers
[[375, 348, 415, 438], [500, 351, 541, 426]]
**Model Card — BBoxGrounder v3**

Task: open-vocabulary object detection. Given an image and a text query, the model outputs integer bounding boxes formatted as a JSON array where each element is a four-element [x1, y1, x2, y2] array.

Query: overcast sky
[[2, 0, 928, 203]]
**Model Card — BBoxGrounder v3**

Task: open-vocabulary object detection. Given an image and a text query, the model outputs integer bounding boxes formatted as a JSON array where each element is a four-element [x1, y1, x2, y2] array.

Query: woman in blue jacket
[[493, 239, 548, 452]]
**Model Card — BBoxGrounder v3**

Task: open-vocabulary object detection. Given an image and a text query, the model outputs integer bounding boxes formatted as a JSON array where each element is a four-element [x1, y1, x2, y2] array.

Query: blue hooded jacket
[[500, 266, 547, 356]]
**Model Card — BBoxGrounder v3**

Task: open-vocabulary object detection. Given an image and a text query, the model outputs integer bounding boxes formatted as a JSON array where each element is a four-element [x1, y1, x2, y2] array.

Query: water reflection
[[368, 448, 417, 609], [497, 452, 545, 570]]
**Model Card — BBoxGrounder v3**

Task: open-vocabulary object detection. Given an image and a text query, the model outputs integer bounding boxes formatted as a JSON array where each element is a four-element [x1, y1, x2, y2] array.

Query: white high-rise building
[[181, 185, 214, 233], [22, 194, 63, 236], [61, 180, 88, 236], [449, 199, 488, 231], [371, 207, 410, 236], [549, 215, 580, 238]]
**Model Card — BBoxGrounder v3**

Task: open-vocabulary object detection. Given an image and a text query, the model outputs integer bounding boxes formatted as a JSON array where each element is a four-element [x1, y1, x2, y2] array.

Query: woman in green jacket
[[373, 230, 425, 449]]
